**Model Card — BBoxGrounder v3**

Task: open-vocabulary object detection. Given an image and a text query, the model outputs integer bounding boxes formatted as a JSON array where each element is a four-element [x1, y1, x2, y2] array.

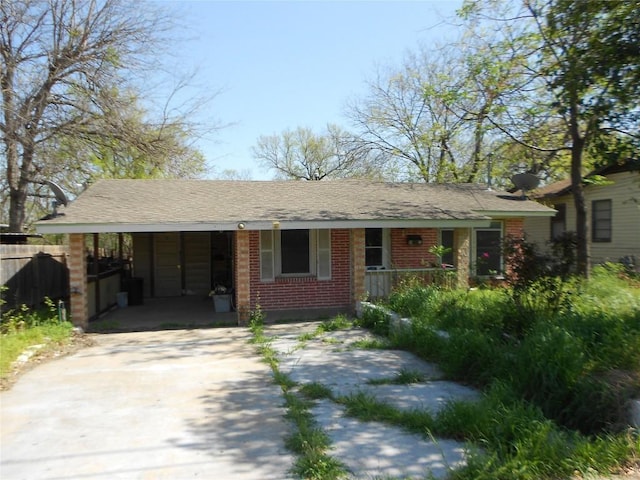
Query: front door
[[154, 232, 182, 296]]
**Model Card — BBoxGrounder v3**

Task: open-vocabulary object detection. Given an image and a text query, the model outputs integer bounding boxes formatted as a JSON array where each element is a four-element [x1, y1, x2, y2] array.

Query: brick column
[[350, 228, 366, 313], [234, 230, 251, 326], [453, 228, 470, 289], [504, 218, 524, 278], [68, 233, 88, 329]]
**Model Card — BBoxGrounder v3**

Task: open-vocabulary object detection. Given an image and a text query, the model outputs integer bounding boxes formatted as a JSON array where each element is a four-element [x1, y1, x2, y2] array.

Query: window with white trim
[[439, 229, 455, 267], [474, 221, 503, 276], [592, 199, 612, 243], [260, 229, 331, 281], [365, 228, 390, 269]]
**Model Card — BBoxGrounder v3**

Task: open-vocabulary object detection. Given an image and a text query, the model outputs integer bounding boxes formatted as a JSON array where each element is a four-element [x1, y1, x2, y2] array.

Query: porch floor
[[89, 296, 347, 332]]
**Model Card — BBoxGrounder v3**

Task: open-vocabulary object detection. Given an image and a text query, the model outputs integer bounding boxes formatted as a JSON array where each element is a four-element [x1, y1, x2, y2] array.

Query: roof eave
[[475, 209, 556, 218], [35, 218, 497, 234]]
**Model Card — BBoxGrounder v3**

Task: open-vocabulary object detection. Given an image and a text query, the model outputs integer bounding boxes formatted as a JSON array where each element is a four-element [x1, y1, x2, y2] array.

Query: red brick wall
[[505, 218, 524, 238], [234, 230, 251, 323], [68, 233, 88, 328], [248, 229, 352, 311], [390, 228, 439, 268], [351, 228, 365, 306], [503, 218, 525, 278]]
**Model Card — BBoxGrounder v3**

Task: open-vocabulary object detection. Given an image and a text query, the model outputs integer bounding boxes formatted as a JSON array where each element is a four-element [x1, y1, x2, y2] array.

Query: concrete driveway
[[0, 328, 294, 480]]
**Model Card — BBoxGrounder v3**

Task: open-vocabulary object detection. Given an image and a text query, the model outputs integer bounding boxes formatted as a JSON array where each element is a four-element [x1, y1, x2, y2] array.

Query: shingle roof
[[35, 179, 555, 233], [531, 159, 640, 200]]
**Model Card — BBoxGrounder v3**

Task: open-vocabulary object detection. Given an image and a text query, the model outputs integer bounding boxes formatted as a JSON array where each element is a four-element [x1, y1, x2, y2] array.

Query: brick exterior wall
[[390, 228, 439, 268], [234, 230, 251, 324], [351, 228, 365, 308], [503, 218, 525, 278], [505, 218, 524, 239], [68, 233, 88, 328], [247, 229, 352, 312], [454, 228, 471, 289]]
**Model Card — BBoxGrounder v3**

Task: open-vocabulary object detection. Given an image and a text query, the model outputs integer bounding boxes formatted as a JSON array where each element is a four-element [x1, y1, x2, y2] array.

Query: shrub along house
[[35, 179, 555, 328]]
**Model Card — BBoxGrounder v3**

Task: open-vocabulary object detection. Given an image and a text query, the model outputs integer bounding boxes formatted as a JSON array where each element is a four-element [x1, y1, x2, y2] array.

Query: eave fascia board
[[475, 210, 557, 218], [35, 221, 242, 234], [35, 218, 496, 234]]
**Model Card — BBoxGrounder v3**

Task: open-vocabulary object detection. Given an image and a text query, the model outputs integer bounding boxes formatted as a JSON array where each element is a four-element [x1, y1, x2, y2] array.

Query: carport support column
[[350, 228, 366, 314], [235, 230, 251, 326], [68, 233, 89, 329], [453, 228, 470, 289]]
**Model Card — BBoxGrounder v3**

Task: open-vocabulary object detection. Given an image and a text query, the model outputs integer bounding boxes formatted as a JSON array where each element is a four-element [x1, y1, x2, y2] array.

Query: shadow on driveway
[[0, 327, 294, 480]]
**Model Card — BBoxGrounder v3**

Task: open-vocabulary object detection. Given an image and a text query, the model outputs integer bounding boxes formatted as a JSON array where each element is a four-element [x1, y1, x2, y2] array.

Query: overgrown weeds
[[362, 264, 640, 478], [248, 310, 348, 479], [1, 296, 74, 380]]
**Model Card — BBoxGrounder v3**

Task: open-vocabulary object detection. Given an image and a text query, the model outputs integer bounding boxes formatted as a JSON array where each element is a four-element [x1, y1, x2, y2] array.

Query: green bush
[[438, 328, 505, 386], [1, 297, 74, 379], [357, 304, 390, 336], [384, 266, 640, 435]]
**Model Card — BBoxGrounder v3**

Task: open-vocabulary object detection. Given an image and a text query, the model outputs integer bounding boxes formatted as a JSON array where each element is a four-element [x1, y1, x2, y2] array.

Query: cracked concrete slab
[[312, 400, 469, 480], [266, 322, 481, 479]]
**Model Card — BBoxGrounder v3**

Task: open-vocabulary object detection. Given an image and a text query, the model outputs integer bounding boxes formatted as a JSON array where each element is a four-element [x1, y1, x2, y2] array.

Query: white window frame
[[592, 199, 612, 243], [260, 229, 331, 281], [438, 229, 455, 267], [472, 221, 503, 276], [275, 229, 316, 277], [365, 228, 390, 270]]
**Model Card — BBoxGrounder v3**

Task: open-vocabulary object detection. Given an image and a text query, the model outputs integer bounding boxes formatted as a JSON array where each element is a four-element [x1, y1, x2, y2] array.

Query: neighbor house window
[[474, 222, 503, 276], [592, 199, 612, 242], [551, 203, 566, 240], [365, 228, 389, 269], [260, 229, 331, 280]]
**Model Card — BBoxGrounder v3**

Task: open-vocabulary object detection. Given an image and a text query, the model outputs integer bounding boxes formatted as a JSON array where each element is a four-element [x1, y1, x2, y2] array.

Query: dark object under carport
[[125, 277, 144, 305]]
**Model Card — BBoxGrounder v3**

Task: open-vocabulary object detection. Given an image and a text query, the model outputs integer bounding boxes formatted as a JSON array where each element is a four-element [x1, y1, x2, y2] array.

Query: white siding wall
[[523, 216, 550, 249], [589, 172, 640, 264], [524, 171, 640, 266]]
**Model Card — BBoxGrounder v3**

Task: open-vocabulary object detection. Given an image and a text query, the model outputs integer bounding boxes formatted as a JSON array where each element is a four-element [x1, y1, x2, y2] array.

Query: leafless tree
[[1, 0, 212, 232], [252, 124, 377, 181]]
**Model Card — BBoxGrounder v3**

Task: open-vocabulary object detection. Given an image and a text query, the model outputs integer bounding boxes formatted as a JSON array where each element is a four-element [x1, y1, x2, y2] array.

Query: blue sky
[[162, 1, 464, 179]]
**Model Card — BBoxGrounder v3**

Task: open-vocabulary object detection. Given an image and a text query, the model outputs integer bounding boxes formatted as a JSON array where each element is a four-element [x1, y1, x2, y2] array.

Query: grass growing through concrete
[[1, 297, 75, 382], [248, 310, 348, 479], [366, 368, 428, 386], [362, 264, 640, 479]]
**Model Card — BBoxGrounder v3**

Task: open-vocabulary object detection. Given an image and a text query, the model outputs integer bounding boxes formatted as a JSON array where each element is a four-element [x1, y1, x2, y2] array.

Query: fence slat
[[1, 245, 69, 309]]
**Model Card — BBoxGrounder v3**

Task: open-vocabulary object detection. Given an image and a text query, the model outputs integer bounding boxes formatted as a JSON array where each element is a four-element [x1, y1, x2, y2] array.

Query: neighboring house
[[523, 160, 640, 268], [35, 179, 554, 327]]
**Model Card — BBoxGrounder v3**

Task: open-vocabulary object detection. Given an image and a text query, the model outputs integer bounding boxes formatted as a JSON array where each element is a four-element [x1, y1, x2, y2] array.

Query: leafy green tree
[[460, 0, 639, 276], [525, 0, 639, 276]]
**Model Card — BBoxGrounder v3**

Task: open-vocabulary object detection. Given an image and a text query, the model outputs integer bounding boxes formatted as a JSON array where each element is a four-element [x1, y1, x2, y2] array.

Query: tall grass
[[386, 264, 640, 433], [1, 298, 74, 380], [366, 264, 640, 478]]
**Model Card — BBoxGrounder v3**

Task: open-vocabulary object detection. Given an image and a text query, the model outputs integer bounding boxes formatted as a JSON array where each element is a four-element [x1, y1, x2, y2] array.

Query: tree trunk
[[7, 135, 35, 233], [569, 108, 590, 278]]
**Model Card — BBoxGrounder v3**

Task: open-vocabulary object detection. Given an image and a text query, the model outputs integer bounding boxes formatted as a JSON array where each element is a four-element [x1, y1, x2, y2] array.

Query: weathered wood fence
[[0, 245, 69, 309]]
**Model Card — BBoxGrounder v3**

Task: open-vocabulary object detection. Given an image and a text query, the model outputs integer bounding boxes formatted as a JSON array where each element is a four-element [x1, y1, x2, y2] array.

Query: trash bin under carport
[[126, 277, 144, 305]]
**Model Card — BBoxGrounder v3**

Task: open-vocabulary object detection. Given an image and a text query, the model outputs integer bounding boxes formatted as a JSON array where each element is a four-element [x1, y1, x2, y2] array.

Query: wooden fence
[[0, 245, 69, 309]]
